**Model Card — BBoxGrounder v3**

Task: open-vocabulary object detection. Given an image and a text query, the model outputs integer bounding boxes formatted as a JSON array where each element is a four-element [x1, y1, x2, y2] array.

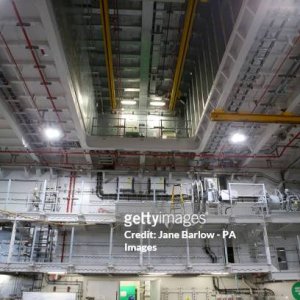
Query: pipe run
[[0, 32, 43, 121], [0, 130, 299, 160], [212, 277, 274, 296], [12, 0, 62, 123], [66, 171, 76, 213], [169, 0, 198, 110]]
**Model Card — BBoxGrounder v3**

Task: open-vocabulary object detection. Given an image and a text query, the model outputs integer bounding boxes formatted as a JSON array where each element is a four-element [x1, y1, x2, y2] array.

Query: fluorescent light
[[230, 132, 247, 143], [44, 127, 62, 140], [121, 100, 137, 105], [150, 101, 165, 107], [150, 95, 162, 101], [47, 271, 66, 275], [144, 273, 168, 276], [210, 272, 229, 275], [124, 88, 140, 92]]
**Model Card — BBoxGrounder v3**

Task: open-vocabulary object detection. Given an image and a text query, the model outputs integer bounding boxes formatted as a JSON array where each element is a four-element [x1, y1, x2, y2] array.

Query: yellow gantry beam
[[169, 0, 198, 111], [100, 0, 116, 110], [211, 110, 300, 124]]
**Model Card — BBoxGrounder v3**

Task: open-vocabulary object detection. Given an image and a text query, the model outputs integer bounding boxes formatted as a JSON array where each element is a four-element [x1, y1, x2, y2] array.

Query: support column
[[69, 227, 75, 264], [7, 219, 17, 263], [262, 223, 272, 265], [40, 179, 47, 211], [186, 229, 191, 267], [223, 231, 228, 265], [5, 179, 12, 211], [116, 180, 120, 202], [297, 235, 300, 264], [139, 223, 144, 267], [79, 180, 84, 214], [30, 225, 38, 262], [109, 224, 114, 264], [148, 234, 151, 267]]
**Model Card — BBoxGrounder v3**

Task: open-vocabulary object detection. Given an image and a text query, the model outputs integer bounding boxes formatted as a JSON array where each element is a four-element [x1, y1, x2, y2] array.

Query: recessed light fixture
[[144, 273, 168, 276], [210, 272, 229, 275], [44, 127, 62, 140], [150, 101, 165, 107], [124, 88, 140, 92], [150, 95, 162, 101], [230, 132, 247, 143], [121, 100, 137, 105]]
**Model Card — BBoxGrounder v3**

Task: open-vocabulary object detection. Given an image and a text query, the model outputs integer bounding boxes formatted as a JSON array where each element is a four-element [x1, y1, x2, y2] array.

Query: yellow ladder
[[170, 184, 185, 213]]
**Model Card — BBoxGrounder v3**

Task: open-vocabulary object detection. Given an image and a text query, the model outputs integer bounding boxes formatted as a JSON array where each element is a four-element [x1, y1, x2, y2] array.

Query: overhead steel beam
[[196, 0, 272, 151], [242, 85, 300, 166], [99, 0, 117, 110], [139, 0, 154, 111], [35, 0, 93, 165], [211, 110, 300, 124], [0, 40, 49, 48], [0, 94, 40, 162], [169, 0, 198, 111]]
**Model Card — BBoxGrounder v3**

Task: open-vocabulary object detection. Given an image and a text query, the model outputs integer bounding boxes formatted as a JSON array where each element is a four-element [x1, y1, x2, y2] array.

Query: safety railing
[[90, 115, 191, 138]]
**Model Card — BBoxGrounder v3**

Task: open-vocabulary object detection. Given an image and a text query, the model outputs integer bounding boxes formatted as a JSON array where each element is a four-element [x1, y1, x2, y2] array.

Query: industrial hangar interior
[[0, 0, 300, 299]]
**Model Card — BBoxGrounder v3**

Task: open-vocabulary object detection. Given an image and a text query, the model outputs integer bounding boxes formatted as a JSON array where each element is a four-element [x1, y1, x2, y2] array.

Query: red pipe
[[0, 148, 283, 159], [251, 34, 300, 112], [0, 161, 289, 172], [12, 1, 62, 123], [0, 130, 298, 162], [278, 131, 300, 157], [0, 160, 288, 169], [70, 172, 76, 213], [66, 172, 74, 213], [0, 32, 43, 121]]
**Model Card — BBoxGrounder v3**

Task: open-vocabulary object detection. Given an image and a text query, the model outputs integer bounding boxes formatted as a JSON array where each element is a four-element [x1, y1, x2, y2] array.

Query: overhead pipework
[[99, 0, 117, 110], [211, 110, 300, 124], [169, 0, 198, 111]]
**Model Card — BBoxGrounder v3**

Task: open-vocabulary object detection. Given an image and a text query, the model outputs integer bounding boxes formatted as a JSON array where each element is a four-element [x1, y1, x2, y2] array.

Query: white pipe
[[7, 219, 17, 263]]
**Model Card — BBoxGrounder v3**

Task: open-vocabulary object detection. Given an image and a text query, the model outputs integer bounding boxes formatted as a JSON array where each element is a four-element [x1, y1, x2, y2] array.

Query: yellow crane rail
[[100, 0, 116, 110], [210, 110, 300, 124], [169, 0, 198, 111]]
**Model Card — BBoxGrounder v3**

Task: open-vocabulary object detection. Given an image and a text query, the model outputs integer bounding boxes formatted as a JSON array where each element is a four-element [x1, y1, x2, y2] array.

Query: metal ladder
[[170, 184, 185, 214]]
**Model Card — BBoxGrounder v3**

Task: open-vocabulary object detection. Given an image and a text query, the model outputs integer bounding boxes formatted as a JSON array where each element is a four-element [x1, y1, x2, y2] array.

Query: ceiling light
[[121, 100, 137, 105], [22, 137, 28, 148], [150, 95, 162, 101], [150, 101, 165, 107], [124, 88, 140, 92], [144, 273, 168, 276], [44, 127, 62, 140], [230, 133, 247, 143]]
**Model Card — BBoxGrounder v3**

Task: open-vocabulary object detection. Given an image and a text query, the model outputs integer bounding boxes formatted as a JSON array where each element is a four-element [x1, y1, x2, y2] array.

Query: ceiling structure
[[0, 0, 299, 173]]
